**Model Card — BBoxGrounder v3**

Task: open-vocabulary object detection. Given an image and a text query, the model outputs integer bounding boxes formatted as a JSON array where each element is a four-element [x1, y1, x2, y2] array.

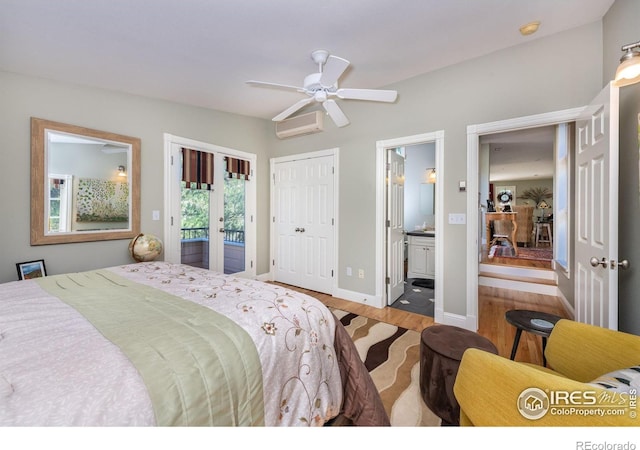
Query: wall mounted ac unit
[[275, 111, 323, 139]]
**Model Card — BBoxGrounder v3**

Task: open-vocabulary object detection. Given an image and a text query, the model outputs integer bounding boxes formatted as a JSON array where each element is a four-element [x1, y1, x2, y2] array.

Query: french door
[[179, 171, 246, 274], [164, 135, 256, 277]]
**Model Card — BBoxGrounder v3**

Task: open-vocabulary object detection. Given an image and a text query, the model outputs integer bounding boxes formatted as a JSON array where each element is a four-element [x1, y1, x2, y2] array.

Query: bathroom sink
[[406, 230, 435, 237]]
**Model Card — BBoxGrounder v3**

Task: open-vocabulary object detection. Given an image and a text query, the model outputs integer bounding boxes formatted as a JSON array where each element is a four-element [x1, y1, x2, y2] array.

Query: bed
[[0, 261, 388, 426]]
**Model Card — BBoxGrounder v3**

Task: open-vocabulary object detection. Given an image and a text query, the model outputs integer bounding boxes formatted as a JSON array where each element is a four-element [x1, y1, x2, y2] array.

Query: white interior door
[[387, 149, 405, 304], [575, 82, 619, 329], [273, 153, 335, 294]]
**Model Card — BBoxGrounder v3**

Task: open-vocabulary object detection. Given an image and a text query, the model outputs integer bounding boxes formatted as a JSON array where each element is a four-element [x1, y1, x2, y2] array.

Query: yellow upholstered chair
[[453, 320, 640, 426]]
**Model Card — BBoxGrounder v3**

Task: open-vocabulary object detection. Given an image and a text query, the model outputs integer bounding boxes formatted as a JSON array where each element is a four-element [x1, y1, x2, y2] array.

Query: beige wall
[[267, 21, 603, 316], [0, 72, 272, 282], [2, 13, 623, 323]]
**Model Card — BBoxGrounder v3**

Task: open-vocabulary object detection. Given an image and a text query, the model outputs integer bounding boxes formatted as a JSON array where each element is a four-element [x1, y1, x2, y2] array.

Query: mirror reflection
[[31, 118, 140, 245]]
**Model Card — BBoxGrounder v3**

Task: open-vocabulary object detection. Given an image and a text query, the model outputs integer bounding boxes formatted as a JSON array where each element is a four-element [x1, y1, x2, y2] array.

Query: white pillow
[[588, 365, 640, 393]]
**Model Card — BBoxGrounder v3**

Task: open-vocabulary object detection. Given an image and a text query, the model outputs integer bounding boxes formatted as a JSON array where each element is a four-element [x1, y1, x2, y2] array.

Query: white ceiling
[[481, 126, 556, 182], [1, 0, 615, 122]]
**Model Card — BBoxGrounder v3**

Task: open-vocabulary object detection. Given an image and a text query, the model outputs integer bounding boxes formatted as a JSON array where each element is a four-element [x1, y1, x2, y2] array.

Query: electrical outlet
[[152, 210, 160, 221], [346, 267, 352, 276], [358, 269, 364, 279]]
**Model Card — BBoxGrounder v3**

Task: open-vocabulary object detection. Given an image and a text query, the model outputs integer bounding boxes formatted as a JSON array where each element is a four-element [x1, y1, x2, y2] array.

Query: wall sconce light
[[425, 168, 436, 183], [614, 40, 640, 87], [118, 165, 127, 177]]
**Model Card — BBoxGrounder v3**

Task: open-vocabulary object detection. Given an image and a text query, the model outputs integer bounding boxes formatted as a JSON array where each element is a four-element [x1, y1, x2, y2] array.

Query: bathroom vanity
[[406, 231, 435, 280]]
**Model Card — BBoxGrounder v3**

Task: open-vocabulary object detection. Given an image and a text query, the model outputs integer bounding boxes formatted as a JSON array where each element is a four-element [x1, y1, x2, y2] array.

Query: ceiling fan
[[246, 50, 398, 128]]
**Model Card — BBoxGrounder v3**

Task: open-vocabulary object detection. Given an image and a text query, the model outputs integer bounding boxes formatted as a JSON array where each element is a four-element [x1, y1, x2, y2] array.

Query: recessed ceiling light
[[520, 21, 541, 36]]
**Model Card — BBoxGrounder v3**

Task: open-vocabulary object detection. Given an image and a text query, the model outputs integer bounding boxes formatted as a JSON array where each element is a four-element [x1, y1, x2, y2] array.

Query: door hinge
[[171, 216, 174, 226], [385, 276, 390, 284], [386, 219, 390, 227], [332, 166, 335, 174], [332, 218, 334, 226], [273, 216, 275, 223], [171, 155, 174, 165], [331, 269, 334, 277], [272, 259, 275, 266], [386, 162, 391, 171], [250, 260, 253, 269], [272, 173, 276, 184]]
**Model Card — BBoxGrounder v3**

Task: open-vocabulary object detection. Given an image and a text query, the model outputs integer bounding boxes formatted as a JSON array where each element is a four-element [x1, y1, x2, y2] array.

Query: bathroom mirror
[[419, 183, 435, 215], [30, 118, 140, 245]]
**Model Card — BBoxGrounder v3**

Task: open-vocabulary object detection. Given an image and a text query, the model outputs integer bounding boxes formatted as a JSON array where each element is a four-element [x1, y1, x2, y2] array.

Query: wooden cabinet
[[407, 234, 435, 279]]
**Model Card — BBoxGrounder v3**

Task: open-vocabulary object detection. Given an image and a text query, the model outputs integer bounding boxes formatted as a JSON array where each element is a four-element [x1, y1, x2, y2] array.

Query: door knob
[[589, 257, 607, 268], [299, 228, 305, 233], [611, 259, 630, 270], [219, 228, 225, 233], [295, 227, 300, 232]]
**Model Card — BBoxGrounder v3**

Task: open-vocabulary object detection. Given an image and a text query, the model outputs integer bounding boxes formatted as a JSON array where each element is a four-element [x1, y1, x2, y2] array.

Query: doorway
[[163, 134, 257, 278], [480, 126, 556, 268], [375, 131, 444, 320], [465, 107, 585, 330], [387, 143, 437, 317]]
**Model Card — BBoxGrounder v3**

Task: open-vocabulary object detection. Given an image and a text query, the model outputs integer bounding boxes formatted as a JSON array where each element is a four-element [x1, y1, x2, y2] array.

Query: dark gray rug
[[412, 278, 434, 289]]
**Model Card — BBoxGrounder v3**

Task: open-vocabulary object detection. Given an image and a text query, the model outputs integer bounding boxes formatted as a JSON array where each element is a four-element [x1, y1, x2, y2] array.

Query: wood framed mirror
[[30, 118, 140, 245]]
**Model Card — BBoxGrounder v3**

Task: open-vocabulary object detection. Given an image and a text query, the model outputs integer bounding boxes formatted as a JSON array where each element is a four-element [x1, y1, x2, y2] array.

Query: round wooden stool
[[419, 325, 498, 425]]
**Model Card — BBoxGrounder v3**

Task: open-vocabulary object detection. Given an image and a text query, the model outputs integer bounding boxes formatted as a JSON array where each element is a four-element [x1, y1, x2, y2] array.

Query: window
[[554, 123, 571, 272]]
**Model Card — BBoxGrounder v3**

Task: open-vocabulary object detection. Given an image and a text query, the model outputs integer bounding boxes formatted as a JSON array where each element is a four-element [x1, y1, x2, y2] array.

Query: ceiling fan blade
[[246, 80, 305, 93], [336, 88, 397, 102], [272, 97, 314, 122], [323, 99, 350, 127], [319, 55, 350, 87]]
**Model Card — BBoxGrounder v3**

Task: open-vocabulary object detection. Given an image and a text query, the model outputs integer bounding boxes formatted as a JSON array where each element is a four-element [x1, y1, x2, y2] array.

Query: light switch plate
[[448, 213, 466, 224]]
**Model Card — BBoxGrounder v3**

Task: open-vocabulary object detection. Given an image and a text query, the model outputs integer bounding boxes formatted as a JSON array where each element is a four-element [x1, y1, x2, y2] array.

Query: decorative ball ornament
[[128, 233, 163, 262]]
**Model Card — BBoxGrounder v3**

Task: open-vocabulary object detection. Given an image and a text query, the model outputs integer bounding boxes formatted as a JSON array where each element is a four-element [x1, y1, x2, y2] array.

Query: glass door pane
[[180, 184, 210, 269], [223, 176, 245, 274]]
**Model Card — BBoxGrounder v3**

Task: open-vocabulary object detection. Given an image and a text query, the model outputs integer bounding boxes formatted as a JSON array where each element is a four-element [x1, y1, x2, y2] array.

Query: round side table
[[419, 325, 498, 426], [505, 309, 562, 366]]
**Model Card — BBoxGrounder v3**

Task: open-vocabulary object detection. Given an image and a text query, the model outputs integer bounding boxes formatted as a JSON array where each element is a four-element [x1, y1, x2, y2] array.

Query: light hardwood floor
[[275, 281, 572, 367]]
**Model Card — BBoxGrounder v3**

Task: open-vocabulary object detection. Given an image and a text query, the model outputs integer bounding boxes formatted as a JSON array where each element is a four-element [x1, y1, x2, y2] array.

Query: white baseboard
[[556, 288, 575, 319], [332, 287, 384, 309], [438, 311, 477, 331], [255, 272, 271, 282]]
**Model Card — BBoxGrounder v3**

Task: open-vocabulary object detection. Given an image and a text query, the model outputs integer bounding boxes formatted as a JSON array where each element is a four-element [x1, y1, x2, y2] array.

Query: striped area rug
[[332, 309, 441, 426]]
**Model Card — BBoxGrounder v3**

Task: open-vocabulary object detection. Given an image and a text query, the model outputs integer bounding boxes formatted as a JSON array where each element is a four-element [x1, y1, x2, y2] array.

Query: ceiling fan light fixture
[[614, 41, 640, 87], [519, 21, 540, 36], [248, 50, 397, 128]]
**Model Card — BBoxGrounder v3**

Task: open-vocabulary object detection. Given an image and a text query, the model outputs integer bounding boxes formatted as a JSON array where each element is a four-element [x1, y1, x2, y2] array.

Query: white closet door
[[273, 154, 335, 294]]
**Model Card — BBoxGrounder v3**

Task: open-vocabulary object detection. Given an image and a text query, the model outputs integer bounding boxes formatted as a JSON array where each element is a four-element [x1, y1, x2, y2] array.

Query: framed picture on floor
[[16, 259, 47, 280]]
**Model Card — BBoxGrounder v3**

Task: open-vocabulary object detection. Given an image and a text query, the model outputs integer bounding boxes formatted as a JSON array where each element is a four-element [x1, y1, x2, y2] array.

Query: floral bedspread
[[109, 262, 343, 426]]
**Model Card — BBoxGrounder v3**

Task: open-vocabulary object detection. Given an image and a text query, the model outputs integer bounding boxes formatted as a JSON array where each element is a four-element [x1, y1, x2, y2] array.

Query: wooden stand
[[486, 212, 518, 256]]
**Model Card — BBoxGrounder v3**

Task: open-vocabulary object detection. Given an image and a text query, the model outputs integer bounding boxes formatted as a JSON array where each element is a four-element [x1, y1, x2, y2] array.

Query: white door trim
[[162, 133, 257, 277], [376, 131, 444, 315], [465, 107, 584, 330], [269, 147, 339, 296]]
